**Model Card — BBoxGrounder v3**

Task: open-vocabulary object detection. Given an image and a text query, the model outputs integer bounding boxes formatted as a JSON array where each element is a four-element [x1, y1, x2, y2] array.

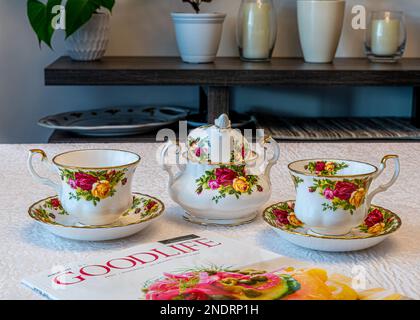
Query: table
[[1, 142, 419, 300]]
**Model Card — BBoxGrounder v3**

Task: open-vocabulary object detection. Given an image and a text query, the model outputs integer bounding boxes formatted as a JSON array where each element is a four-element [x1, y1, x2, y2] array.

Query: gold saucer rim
[[263, 200, 402, 241], [28, 192, 165, 230]]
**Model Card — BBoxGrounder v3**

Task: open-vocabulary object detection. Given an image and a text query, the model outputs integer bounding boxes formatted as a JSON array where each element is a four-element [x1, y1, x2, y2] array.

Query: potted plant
[[27, 0, 115, 61], [172, 0, 226, 63]]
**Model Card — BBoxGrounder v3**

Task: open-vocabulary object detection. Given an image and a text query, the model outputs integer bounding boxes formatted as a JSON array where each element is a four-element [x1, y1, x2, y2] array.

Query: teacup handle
[[28, 149, 61, 194], [366, 155, 400, 208]]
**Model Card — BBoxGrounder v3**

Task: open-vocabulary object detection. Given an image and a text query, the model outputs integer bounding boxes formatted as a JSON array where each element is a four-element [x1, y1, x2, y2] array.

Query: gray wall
[[0, 0, 419, 143]]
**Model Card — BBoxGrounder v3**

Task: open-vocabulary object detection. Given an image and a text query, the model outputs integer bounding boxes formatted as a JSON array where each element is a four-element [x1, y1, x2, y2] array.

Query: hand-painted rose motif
[[60, 168, 128, 206], [269, 202, 303, 230], [50, 198, 61, 208], [69, 178, 77, 189], [305, 161, 348, 176], [359, 207, 397, 235], [323, 188, 334, 200], [92, 181, 112, 199], [364, 209, 384, 227], [195, 165, 261, 203], [315, 161, 326, 172], [144, 200, 159, 213], [215, 168, 238, 186], [195, 148, 202, 157], [208, 180, 220, 190], [288, 212, 303, 227], [273, 209, 290, 225], [333, 181, 358, 200], [74, 172, 98, 191], [232, 177, 250, 193], [349, 188, 367, 207]]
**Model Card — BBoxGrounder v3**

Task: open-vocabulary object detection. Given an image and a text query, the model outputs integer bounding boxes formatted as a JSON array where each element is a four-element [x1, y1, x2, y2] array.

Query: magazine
[[22, 233, 402, 300]]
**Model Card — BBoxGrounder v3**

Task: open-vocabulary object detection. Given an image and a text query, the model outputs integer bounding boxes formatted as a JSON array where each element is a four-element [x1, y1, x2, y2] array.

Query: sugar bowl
[[160, 114, 280, 226]]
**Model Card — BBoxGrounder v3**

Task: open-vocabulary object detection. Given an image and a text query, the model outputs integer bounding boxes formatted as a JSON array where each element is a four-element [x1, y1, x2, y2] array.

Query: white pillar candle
[[371, 12, 400, 56], [242, 1, 271, 60]]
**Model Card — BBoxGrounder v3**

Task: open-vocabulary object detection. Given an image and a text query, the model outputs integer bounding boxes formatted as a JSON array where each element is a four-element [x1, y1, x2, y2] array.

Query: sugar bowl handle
[[160, 141, 185, 188], [366, 155, 400, 208], [28, 149, 61, 194], [260, 136, 280, 177]]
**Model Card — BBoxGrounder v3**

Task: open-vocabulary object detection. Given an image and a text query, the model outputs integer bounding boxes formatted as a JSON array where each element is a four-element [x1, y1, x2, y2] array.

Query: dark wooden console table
[[45, 56, 420, 142]]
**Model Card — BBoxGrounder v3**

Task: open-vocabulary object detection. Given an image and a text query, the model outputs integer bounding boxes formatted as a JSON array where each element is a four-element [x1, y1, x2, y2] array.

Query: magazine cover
[[22, 233, 402, 300]]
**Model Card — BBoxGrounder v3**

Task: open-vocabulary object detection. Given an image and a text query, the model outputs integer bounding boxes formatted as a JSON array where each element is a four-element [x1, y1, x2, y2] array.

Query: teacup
[[28, 149, 141, 226], [288, 155, 400, 236]]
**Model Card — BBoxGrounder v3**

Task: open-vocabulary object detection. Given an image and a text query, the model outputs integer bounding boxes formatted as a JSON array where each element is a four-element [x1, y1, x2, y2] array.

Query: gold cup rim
[[52, 148, 141, 170], [288, 158, 379, 179]]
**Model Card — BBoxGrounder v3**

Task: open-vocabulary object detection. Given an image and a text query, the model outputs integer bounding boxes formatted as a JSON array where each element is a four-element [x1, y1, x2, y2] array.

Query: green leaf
[[27, 0, 62, 47], [65, 0, 99, 38]]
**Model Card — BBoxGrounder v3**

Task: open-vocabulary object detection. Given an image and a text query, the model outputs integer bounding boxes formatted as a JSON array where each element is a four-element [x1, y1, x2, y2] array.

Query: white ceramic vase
[[65, 13, 110, 61], [297, 0, 346, 63], [171, 13, 226, 64]]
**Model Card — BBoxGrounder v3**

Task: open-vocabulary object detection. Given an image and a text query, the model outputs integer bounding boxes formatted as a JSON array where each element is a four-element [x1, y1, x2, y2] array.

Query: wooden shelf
[[46, 56, 420, 86], [44, 56, 420, 126]]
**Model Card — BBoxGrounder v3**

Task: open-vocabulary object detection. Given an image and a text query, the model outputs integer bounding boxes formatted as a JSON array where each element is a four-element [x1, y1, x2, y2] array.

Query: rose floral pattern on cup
[[195, 165, 263, 203], [305, 161, 349, 176], [265, 201, 303, 230], [59, 168, 128, 206], [308, 178, 369, 214]]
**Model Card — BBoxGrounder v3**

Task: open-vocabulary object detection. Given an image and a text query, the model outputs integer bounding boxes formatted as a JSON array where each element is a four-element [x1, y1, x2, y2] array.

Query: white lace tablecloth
[[0, 142, 419, 300]]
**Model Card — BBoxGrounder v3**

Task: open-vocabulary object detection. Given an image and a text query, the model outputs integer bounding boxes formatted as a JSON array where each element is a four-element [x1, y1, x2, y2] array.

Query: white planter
[[65, 13, 110, 61], [171, 13, 226, 64], [297, 0, 346, 63]]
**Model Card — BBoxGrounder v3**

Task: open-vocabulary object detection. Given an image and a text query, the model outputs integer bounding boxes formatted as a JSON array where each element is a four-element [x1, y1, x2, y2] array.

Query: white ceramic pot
[[288, 156, 400, 236], [297, 0, 346, 63], [65, 13, 110, 61], [171, 13, 226, 63], [28, 149, 141, 226]]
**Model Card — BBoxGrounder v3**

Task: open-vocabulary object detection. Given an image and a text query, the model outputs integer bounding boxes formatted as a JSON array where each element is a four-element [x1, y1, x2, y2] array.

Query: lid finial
[[215, 114, 231, 129]]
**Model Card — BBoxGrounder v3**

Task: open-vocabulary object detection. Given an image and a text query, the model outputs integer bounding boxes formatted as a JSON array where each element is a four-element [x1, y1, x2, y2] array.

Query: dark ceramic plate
[[38, 106, 190, 137]]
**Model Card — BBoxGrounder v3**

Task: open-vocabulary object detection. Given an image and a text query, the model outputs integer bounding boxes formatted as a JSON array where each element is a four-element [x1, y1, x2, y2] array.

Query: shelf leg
[[412, 87, 420, 128], [206, 86, 231, 124]]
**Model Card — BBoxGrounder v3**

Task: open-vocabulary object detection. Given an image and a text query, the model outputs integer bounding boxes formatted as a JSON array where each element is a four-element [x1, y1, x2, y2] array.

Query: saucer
[[263, 201, 401, 252], [28, 193, 164, 241]]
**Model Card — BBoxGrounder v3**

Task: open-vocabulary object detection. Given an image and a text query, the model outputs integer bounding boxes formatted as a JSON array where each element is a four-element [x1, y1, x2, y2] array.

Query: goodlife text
[[52, 237, 222, 286]]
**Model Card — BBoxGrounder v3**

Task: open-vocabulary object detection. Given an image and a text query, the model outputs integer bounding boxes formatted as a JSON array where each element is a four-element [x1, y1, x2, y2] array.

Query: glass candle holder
[[237, 0, 277, 62], [365, 10, 407, 63]]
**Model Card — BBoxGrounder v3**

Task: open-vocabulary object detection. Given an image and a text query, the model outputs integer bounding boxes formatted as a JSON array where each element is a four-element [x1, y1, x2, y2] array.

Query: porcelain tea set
[[27, 114, 402, 251]]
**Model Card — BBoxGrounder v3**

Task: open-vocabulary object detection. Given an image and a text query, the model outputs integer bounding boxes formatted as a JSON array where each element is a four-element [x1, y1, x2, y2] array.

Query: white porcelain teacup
[[288, 155, 400, 236], [28, 149, 141, 226]]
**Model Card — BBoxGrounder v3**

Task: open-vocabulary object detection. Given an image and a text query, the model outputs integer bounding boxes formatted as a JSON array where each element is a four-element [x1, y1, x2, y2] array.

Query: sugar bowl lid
[[187, 114, 252, 164]]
